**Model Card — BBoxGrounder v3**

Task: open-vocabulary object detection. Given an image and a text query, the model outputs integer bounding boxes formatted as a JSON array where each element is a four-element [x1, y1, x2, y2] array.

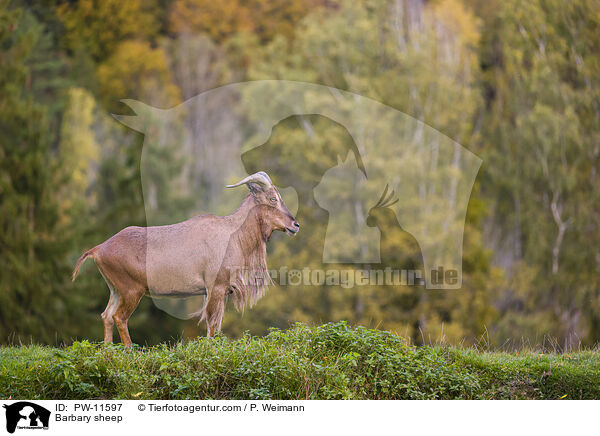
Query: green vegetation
[[2, 323, 598, 400], [1, 0, 599, 349]]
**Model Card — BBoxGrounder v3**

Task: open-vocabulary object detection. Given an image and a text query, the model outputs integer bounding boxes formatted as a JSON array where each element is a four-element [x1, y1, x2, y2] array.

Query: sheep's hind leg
[[99, 271, 120, 344]]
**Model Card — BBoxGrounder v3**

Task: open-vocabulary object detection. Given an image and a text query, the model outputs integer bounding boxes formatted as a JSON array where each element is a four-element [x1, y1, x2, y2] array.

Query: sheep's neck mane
[[226, 195, 272, 311], [233, 204, 269, 252], [230, 195, 273, 241]]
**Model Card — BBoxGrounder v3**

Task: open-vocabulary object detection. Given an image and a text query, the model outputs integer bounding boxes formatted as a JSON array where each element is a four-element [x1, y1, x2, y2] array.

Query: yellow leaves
[[169, 0, 253, 40], [168, 0, 316, 42], [57, 88, 100, 223], [421, 0, 481, 83], [430, 0, 481, 47], [96, 40, 180, 110], [57, 0, 159, 60]]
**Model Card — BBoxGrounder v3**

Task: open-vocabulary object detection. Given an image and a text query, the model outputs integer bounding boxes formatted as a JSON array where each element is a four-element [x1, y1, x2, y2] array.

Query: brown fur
[[72, 173, 298, 345]]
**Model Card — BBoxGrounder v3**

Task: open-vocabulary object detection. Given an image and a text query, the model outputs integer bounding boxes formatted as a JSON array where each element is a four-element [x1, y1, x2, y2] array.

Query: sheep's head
[[227, 171, 300, 236]]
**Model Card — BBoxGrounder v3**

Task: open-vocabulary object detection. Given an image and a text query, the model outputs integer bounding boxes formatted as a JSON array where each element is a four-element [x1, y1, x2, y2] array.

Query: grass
[[1, 322, 599, 400]]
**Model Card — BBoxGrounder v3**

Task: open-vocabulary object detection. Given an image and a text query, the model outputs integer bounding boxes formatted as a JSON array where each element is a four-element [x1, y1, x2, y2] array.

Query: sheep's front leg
[[204, 286, 226, 337]]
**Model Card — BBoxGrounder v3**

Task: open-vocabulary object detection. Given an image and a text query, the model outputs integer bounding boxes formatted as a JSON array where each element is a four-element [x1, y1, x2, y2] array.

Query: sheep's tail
[[72, 247, 96, 281]]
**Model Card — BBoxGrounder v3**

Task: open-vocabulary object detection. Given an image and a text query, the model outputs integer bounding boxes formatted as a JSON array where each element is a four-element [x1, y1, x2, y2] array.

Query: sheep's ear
[[247, 182, 264, 196]]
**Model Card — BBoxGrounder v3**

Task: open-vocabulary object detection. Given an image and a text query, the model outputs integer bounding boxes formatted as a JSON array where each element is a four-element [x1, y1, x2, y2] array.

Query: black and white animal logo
[[3, 402, 50, 434]]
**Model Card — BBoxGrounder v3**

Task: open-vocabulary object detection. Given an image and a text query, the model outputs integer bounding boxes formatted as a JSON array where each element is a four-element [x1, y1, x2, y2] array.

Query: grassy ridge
[[1, 322, 599, 400]]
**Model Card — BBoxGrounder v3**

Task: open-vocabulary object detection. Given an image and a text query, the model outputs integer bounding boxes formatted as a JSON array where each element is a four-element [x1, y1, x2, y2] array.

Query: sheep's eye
[[270, 197, 277, 203]]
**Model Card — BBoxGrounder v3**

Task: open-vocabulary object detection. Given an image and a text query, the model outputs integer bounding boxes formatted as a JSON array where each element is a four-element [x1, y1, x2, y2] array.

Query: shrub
[[1, 322, 598, 399]]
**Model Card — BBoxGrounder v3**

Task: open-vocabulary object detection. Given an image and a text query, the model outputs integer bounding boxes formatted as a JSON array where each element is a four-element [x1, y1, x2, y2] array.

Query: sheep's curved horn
[[226, 171, 273, 188]]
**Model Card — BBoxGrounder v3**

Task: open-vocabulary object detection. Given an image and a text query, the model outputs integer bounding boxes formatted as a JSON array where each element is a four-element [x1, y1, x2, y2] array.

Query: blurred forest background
[[1, 0, 598, 349]]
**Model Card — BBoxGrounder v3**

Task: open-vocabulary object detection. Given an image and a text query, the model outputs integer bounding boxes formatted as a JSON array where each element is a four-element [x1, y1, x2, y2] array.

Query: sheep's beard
[[227, 227, 273, 313]]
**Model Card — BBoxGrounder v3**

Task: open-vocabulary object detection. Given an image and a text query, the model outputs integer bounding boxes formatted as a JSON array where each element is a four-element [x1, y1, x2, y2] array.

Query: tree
[[478, 0, 600, 347], [168, 0, 320, 43], [0, 4, 83, 342], [57, 0, 159, 62], [96, 40, 180, 111]]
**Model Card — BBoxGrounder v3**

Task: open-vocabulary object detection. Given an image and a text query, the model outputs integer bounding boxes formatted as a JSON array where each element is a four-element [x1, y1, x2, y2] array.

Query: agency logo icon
[[2, 402, 50, 434]]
